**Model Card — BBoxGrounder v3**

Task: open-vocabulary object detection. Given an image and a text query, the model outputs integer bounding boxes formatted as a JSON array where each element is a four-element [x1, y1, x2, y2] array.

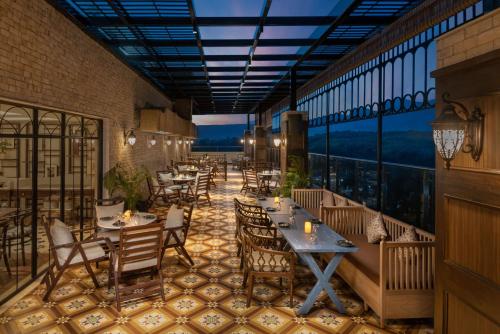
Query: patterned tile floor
[[0, 171, 433, 334]]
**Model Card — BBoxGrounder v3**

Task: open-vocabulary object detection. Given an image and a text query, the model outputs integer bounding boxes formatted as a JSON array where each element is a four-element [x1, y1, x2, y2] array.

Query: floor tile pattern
[[0, 171, 433, 334]]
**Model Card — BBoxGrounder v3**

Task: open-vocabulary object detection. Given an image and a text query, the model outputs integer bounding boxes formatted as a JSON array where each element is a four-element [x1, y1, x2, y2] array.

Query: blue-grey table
[[257, 197, 358, 315]]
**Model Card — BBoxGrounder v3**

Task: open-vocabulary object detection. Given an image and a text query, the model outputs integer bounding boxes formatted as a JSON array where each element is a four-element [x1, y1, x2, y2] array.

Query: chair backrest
[[117, 223, 164, 275], [163, 204, 194, 245], [244, 169, 259, 186], [194, 173, 210, 194], [234, 198, 267, 219], [95, 200, 124, 220], [42, 216, 76, 268]]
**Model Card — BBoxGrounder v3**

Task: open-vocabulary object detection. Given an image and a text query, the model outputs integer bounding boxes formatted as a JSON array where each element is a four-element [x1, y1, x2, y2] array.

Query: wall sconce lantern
[[124, 129, 136, 146], [190, 140, 194, 144], [177, 138, 183, 145], [166, 138, 172, 146], [184, 140, 189, 145], [431, 93, 484, 169], [248, 138, 254, 145], [240, 138, 244, 144], [273, 138, 281, 147], [148, 136, 157, 147]]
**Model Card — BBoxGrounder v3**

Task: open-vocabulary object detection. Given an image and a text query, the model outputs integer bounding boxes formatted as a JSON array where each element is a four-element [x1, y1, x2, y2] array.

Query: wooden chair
[[94, 199, 124, 243], [3, 210, 32, 269], [242, 225, 295, 307], [160, 204, 194, 266], [233, 199, 271, 265], [41, 216, 113, 301], [182, 173, 211, 207], [0, 217, 12, 276], [242, 169, 265, 195], [147, 176, 180, 206], [109, 223, 165, 311]]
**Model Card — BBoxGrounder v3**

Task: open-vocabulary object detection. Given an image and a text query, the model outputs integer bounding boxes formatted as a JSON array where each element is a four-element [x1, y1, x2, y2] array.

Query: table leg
[[297, 252, 345, 315]]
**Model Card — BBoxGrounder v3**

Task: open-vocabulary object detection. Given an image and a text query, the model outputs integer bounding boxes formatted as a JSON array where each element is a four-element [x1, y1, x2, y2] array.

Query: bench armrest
[[380, 240, 435, 291]]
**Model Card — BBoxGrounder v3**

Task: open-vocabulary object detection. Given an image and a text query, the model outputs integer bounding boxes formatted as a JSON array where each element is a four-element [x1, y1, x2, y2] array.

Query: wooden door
[[433, 50, 500, 333]]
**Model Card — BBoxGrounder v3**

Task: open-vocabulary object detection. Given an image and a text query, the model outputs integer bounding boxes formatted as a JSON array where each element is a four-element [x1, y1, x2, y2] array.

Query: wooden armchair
[[94, 198, 124, 243], [242, 169, 266, 195], [233, 199, 271, 265], [147, 176, 180, 206], [242, 226, 296, 307], [161, 204, 194, 266], [182, 173, 211, 207], [109, 223, 165, 311], [41, 216, 113, 301], [2, 210, 32, 271]]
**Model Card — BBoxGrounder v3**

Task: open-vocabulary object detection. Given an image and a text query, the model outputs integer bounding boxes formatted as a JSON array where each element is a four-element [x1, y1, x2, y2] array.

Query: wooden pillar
[[243, 130, 253, 159], [433, 11, 500, 334], [253, 125, 267, 162], [280, 111, 308, 179]]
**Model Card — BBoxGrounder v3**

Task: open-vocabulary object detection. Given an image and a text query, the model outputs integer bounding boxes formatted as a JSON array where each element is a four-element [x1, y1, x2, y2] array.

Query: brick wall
[[436, 8, 500, 68], [0, 0, 189, 181]]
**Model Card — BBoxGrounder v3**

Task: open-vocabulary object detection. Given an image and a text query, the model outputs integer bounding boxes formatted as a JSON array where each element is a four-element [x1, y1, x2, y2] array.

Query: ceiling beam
[[162, 75, 314, 80], [109, 38, 363, 47], [146, 65, 325, 72], [86, 16, 395, 26], [129, 54, 340, 61], [254, 0, 363, 112]]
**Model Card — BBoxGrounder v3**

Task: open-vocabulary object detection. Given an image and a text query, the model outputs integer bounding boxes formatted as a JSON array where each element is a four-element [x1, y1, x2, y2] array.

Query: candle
[[304, 221, 312, 234], [123, 210, 132, 222]]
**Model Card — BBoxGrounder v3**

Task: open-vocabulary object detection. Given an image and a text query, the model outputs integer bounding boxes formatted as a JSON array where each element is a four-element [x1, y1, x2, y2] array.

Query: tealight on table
[[257, 197, 358, 315]]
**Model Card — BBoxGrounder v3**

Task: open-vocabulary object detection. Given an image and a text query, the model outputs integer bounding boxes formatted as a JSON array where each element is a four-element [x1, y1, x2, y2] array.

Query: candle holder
[[274, 196, 281, 210], [304, 221, 312, 234]]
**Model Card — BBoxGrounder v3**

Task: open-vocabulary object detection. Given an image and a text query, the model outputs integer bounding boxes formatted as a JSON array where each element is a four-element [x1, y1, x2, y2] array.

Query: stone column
[[280, 111, 308, 177], [253, 125, 267, 162]]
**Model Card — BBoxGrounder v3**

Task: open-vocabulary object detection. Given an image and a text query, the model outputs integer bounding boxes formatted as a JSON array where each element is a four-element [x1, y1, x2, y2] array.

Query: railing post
[[376, 54, 384, 212]]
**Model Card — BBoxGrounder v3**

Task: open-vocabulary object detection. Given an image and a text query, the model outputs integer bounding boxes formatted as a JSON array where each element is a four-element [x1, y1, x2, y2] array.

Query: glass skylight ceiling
[[52, 0, 426, 114]]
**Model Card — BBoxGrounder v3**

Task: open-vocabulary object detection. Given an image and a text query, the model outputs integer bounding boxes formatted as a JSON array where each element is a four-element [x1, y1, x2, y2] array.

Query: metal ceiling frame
[[49, 0, 425, 114]]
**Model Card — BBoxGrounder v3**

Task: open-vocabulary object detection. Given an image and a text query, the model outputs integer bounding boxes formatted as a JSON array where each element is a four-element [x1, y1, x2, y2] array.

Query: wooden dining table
[[257, 197, 358, 315]]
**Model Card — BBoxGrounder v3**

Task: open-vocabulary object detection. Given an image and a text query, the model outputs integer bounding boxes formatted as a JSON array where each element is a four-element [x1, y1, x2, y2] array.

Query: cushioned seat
[[57, 242, 106, 265], [343, 234, 380, 283]]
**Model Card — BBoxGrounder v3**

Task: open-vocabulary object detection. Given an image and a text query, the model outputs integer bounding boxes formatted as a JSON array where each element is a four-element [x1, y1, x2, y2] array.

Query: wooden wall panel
[[445, 196, 500, 285], [433, 48, 500, 333], [446, 293, 500, 334]]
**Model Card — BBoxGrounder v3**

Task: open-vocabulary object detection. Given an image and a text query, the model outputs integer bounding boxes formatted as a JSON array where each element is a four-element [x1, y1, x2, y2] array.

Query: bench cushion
[[343, 234, 380, 284]]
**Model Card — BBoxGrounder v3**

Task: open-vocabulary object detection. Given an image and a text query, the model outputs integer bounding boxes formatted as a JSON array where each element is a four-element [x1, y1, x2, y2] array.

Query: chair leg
[[83, 260, 100, 288], [206, 194, 211, 206], [242, 269, 248, 288], [158, 268, 166, 302], [114, 273, 121, 312], [288, 277, 294, 308], [43, 267, 64, 301], [246, 274, 254, 307], [180, 246, 194, 266], [21, 236, 26, 266], [107, 267, 113, 290], [236, 242, 241, 257], [2, 248, 11, 276]]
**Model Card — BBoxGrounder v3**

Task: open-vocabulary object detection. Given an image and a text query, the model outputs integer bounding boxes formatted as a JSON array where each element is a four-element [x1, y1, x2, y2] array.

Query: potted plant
[[103, 163, 150, 210], [279, 155, 310, 197]]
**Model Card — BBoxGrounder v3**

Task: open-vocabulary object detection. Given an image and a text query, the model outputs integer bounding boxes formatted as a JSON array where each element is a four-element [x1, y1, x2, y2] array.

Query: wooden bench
[[292, 189, 435, 327]]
